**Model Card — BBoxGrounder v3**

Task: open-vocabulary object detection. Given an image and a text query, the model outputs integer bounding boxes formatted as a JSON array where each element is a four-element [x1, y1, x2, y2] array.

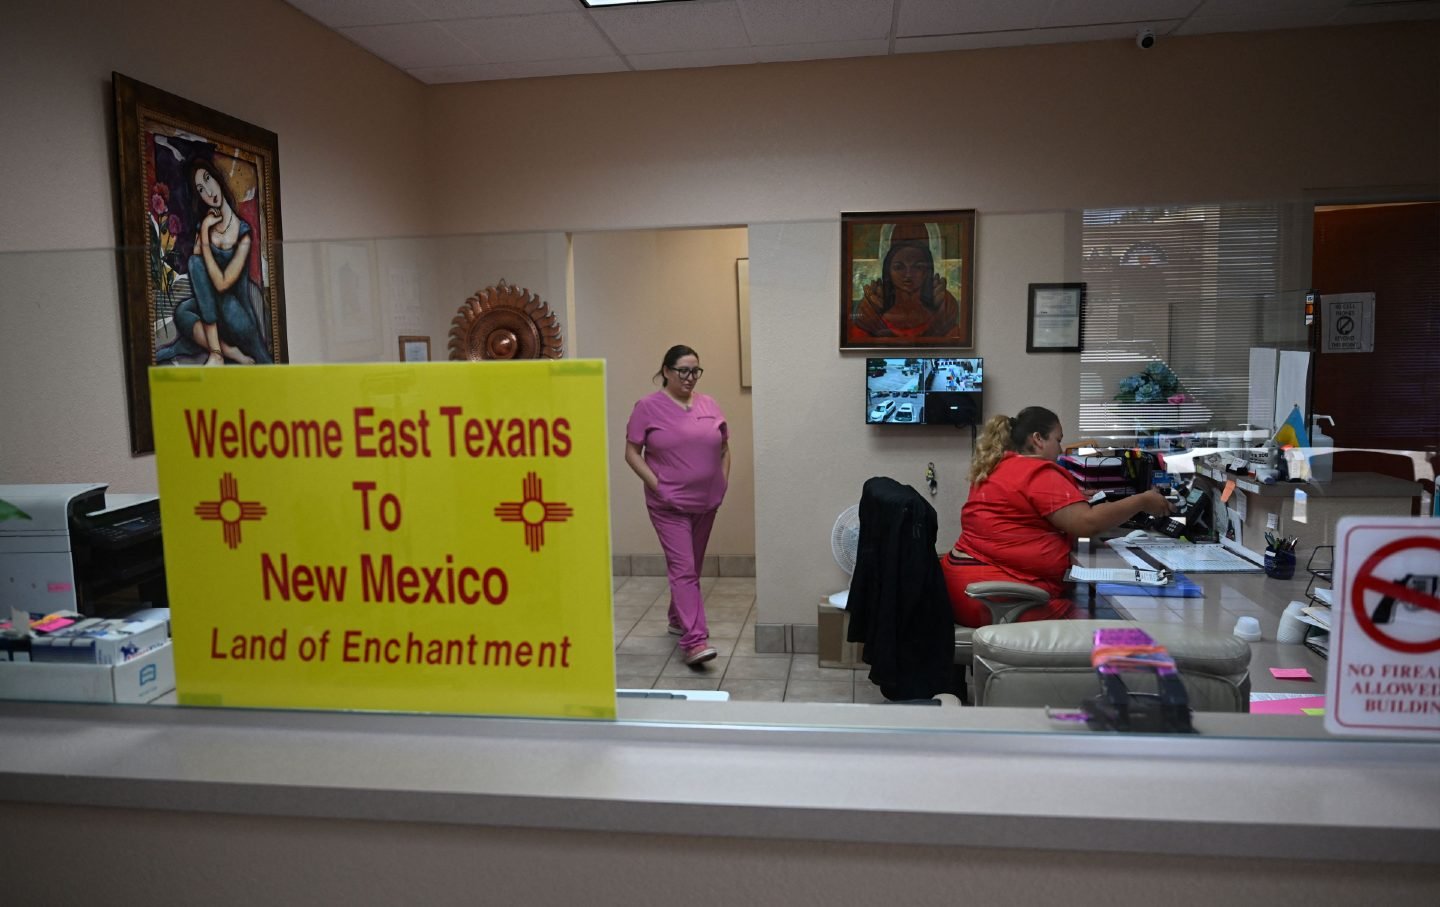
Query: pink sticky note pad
[[1269, 667, 1313, 680], [1250, 695, 1327, 715], [32, 616, 75, 633]]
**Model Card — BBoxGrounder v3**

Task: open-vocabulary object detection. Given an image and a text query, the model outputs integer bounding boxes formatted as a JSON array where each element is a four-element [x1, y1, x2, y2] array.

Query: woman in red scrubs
[[942, 406, 1172, 627]]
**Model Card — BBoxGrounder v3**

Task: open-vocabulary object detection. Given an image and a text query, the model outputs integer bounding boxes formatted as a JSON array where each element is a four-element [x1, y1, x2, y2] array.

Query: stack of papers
[[1298, 606, 1332, 630], [1068, 565, 1169, 586]]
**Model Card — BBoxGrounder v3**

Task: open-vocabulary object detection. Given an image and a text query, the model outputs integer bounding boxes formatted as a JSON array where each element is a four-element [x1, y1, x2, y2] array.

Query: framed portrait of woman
[[112, 72, 288, 454], [840, 210, 975, 350]]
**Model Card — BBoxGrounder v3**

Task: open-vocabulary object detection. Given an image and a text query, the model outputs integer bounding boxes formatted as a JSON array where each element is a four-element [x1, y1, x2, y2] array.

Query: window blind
[[1079, 203, 1284, 439]]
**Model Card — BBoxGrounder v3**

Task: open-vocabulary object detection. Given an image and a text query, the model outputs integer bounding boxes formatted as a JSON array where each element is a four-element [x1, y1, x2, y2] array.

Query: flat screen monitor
[[865, 358, 983, 426]]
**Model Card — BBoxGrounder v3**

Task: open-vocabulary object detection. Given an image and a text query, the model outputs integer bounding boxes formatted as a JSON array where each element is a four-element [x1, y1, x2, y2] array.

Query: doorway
[[1310, 201, 1439, 475]]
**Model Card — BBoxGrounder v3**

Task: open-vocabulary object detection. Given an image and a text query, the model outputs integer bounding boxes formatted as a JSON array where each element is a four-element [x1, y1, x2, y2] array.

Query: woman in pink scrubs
[[624, 345, 730, 666]]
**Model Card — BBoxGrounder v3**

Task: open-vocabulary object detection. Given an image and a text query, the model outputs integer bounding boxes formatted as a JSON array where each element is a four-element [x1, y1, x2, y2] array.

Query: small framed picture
[[1026, 283, 1085, 353], [399, 335, 431, 362]]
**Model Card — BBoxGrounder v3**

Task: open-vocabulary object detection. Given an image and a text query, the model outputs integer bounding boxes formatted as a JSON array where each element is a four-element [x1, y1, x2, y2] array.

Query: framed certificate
[[399, 335, 431, 362], [1026, 282, 1085, 353]]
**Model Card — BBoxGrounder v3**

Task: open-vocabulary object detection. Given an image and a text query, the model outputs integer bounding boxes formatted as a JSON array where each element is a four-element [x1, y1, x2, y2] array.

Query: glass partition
[[1, 199, 1435, 745]]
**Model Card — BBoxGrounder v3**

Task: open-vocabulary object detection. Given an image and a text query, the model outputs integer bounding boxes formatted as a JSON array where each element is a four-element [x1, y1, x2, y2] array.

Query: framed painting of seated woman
[[112, 72, 288, 454], [840, 210, 975, 350]]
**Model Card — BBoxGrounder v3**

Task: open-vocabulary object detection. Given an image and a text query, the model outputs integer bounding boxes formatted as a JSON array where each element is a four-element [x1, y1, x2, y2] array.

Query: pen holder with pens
[[1264, 547, 1297, 580]]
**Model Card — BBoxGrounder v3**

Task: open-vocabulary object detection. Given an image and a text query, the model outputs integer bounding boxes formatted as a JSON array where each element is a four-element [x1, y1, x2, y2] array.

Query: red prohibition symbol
[[1351, 536, 1440, 655]]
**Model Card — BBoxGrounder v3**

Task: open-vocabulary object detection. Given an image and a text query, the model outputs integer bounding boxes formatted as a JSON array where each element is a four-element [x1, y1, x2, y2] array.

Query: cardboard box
[[31, 617, 169, 665], [818, 602, 865, 669], [0, 641, 174, 703]]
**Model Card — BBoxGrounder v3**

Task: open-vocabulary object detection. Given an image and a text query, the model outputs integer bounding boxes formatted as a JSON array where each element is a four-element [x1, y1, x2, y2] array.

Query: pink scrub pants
[[646, 506, 718, 649]]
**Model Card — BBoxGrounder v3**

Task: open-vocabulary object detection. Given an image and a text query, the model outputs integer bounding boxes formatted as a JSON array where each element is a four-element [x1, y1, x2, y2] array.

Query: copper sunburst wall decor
[[448, 279, 564, 361]]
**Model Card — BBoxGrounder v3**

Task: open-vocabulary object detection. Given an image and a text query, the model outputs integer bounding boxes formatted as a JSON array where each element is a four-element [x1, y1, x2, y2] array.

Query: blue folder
[[1096, 573, 1203, 598]]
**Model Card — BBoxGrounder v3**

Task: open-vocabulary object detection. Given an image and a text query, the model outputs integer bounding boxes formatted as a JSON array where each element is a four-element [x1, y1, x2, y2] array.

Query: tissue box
[[0, 641, 174, 703]]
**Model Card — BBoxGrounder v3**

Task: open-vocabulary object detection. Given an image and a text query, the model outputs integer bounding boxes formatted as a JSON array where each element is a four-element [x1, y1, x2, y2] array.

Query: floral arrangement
[[149, 182, 183, 304], [1115, 361, 1193, 404]]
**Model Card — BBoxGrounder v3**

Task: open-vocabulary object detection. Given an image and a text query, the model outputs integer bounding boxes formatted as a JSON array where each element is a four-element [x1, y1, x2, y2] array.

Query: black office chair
[[844, 477, 956, 701]]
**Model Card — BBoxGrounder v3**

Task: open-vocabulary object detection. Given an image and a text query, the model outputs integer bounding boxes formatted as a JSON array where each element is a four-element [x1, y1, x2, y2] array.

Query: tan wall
[[574, 228, 754, 557], [0, 0, 428, 490], [421, 26, 1437, 233], [423, 24, 1438, 624]]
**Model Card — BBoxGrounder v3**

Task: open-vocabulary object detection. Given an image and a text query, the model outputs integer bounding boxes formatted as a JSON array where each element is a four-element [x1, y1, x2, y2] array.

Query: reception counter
[[2, 698, 1438, 880]]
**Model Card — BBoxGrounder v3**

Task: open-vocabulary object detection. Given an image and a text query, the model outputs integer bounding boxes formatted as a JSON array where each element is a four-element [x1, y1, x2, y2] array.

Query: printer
[[0, 484, 167, 616]]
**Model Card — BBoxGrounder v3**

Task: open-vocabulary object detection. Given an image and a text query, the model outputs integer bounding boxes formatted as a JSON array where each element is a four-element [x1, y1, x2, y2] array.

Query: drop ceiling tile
[[593, 0, 751, 54], [341, 21, 478, 68], [897, 21, 1167, 53], [1334, 0, 1440, 25], [737, 0, 892, 45], [287, 0, 427, 28], [410, 0, 577, 19], [1195, 0, 1346, 15], [1175, 11, 1340, 35], [410, 55, 629, 84], [445, 12, 614, 63], [752, 39, 889, 64], [1043, 0, 1200, 28], [627, 45, 760, 71], [897, 0, 1050, 36]]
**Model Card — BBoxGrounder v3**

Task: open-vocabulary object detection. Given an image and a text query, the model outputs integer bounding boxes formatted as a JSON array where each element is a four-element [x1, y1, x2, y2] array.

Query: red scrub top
[[953, 452, 1087, 586]]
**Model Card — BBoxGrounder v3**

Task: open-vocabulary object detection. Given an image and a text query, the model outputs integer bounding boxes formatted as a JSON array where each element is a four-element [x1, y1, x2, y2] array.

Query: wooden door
[[1310, 202, 1439, 475]]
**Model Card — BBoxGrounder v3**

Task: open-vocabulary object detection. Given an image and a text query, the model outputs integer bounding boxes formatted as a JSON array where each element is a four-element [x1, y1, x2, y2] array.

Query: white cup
[[1233, 615, 1262, 642], [1277, 612, 1308, 644]]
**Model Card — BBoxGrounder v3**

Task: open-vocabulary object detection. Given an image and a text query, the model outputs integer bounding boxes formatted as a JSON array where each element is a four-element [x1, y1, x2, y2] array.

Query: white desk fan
[[827, 503, 860, 608]]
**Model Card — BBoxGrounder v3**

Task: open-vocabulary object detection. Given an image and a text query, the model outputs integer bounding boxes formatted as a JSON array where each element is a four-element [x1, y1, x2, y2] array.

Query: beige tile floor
[[613, 575, 890, 703]]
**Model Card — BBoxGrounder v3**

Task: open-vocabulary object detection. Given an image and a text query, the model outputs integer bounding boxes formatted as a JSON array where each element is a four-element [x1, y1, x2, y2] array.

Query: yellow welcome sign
[[150, 361, 615, 719]]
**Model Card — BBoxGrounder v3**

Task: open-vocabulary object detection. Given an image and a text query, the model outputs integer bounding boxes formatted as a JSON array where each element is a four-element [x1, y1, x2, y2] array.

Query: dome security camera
[[1136, 27, 1156, 50]]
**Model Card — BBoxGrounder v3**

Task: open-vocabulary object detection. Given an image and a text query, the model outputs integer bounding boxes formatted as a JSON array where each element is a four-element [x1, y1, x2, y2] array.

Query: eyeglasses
[[669, 366, 704, 379]]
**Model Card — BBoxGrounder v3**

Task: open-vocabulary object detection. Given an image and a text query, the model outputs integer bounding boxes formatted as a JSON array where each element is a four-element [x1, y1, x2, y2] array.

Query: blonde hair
[[968, 406, 1061, 484], [969, 414, 1015, 484]]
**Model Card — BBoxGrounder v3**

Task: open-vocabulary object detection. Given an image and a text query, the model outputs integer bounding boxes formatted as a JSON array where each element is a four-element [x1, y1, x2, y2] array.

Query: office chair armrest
[[965, 581, 1049, 625]]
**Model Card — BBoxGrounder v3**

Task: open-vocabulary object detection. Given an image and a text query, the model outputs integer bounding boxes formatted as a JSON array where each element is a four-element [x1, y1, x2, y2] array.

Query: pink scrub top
[[626, 390, 729, 513]]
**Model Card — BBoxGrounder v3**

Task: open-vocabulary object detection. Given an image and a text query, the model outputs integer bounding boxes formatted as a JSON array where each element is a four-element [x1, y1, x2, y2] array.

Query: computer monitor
[[864, 357, 983, 426]]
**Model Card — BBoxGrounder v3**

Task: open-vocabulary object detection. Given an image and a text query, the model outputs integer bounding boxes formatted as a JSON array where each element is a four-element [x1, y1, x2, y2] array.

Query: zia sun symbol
[[494, 471, 573, 553], [194, 473, 267, 549]]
